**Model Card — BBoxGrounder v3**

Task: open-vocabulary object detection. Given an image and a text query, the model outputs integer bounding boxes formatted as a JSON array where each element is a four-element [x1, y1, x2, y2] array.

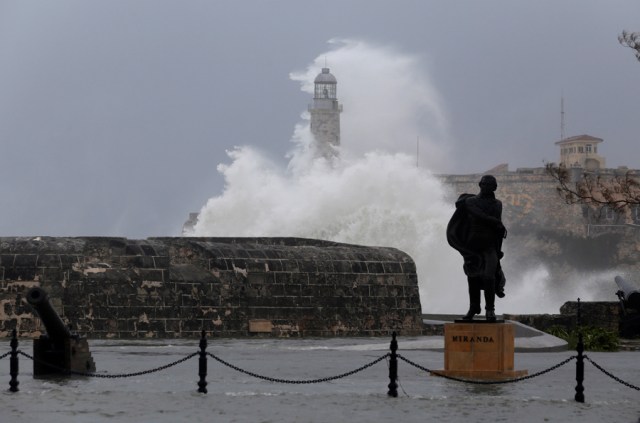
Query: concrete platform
[[423, 314, 568, 352]]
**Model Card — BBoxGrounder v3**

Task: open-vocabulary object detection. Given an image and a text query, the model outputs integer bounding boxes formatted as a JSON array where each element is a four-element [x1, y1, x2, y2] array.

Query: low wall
[[504, 301, 621, 334], [0, 237, 422, 338]]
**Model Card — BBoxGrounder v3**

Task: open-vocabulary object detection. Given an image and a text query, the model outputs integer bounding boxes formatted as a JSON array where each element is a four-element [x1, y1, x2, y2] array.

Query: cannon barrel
[[615, 276, 640, 310], [26, 287, 95, 376], [26, 287, 72, 342]]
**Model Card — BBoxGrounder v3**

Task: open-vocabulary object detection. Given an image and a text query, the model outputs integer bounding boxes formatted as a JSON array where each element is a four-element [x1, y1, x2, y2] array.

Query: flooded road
[[1, 337, 638, 422]]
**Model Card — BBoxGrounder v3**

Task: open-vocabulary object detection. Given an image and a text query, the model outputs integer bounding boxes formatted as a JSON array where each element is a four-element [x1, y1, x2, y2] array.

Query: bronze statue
[[447, 175, 506, 322]]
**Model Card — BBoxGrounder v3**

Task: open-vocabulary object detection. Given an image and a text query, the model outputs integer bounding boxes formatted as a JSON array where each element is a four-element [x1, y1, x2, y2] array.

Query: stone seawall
[[505, 301, 621, 334], [0, 237, 422, 338]]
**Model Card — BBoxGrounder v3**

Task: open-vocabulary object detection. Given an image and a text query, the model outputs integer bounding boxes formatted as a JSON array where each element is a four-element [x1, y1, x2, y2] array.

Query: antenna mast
[[560, 96, 565, 141]]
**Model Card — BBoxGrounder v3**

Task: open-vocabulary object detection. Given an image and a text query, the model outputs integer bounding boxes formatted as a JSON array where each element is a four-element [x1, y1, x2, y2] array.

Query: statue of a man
[[446, 175, 506, 322]]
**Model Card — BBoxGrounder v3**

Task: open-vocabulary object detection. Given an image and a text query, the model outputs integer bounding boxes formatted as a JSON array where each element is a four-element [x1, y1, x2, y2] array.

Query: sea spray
[[190, 40, 593, 314], [191, 40, 470, 312], [288, 38, 450, 169], [193, 145, 464, 312]]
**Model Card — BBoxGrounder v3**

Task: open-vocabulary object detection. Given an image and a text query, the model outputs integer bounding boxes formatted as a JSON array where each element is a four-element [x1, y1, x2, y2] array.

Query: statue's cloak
[[446, 193, 475, 258], [446, 193, 506, 293]]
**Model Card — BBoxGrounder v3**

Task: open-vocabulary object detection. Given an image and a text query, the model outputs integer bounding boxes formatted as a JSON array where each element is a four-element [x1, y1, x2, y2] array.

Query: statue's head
[[479, 175, 497, 192]]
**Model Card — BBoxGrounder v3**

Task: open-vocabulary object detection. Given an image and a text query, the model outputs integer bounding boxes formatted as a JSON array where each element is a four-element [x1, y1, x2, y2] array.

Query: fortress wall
[[440, 171, 586, 236], [0, 237, 422, 338], [442, 170, 640, 283]]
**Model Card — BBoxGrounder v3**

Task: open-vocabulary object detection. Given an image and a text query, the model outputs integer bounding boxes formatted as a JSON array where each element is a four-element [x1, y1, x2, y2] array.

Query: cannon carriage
[[26, 287, 96, 377]]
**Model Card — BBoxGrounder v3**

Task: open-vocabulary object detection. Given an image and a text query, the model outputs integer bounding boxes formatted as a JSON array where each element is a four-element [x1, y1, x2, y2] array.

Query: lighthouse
[[309, 67, 342, 159]]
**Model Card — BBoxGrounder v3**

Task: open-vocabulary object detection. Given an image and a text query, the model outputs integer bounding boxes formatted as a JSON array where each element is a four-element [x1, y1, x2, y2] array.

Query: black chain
[[585, 355, 640, 391], [207, 351, 390, 384], [18, 350, 198, 378], [397, 354, 577, 385], [0, 351, 10, 360]]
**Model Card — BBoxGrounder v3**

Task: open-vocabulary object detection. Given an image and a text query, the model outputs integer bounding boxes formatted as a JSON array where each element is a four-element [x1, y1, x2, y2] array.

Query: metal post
[[574, 298, 585, 403], [9, 328, 19, 392], [387, 331, 398, 397], [197, 330, 208, 394]]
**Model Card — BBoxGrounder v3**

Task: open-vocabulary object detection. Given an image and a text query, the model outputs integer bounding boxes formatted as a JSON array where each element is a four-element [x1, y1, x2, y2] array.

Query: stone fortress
[[0, 237, 422, 338], [443, 133, 640, 239]]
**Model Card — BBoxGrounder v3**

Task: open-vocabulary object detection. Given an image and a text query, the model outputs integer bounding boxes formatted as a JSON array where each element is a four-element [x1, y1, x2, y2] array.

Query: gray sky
[[0, 1, 638, 238]]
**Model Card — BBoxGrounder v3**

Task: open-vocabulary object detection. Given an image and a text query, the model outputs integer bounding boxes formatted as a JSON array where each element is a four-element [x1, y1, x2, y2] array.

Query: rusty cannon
[[615, 275, 640, 338], [615, 275, 640, 310], [26, 287, 96, 377]]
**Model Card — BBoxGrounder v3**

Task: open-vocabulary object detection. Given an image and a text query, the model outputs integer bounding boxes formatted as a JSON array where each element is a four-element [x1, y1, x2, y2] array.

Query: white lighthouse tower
[[309, 67, 342, 159]]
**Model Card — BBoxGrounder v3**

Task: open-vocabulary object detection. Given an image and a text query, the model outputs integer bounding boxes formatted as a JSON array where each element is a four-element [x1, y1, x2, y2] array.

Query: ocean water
[[1, 338, 639, 423]]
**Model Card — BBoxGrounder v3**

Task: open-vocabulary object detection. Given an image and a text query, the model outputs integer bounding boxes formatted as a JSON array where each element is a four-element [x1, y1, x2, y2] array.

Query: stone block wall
[[442, 169, 640, 281], [0, 237, 422, 338], [440, 169, 585, 236], [504, 301, 621, 334]]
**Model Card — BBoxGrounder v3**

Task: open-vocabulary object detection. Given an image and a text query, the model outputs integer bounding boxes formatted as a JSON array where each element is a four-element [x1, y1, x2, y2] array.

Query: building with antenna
[[440, 132, 639, 237], [556, 98, 606, 170], [309, 68, 342, 159], [555, 134, 606, 170]]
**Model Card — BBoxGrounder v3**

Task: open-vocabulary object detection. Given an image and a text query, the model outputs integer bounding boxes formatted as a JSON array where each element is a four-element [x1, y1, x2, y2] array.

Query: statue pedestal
[[435, 322, 527, 380]]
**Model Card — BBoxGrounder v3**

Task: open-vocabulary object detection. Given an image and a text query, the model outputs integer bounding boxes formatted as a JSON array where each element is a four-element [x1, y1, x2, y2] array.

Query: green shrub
[[547, 325, 619, 352]]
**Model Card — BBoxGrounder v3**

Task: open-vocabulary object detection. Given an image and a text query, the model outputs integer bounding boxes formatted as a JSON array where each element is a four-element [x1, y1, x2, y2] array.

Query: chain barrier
[[4, 334, 640, 396], [584, 355, 640, 391], [17, 350, 198, 378], [397, 354, 577, 385], [207, 351, 390, 384]]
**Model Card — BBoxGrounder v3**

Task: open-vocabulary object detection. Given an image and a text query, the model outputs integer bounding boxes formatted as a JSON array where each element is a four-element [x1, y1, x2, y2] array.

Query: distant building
[[441, 133, 640, 237], [309, 68, 342, 159], [555, 134, 606, 170]]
